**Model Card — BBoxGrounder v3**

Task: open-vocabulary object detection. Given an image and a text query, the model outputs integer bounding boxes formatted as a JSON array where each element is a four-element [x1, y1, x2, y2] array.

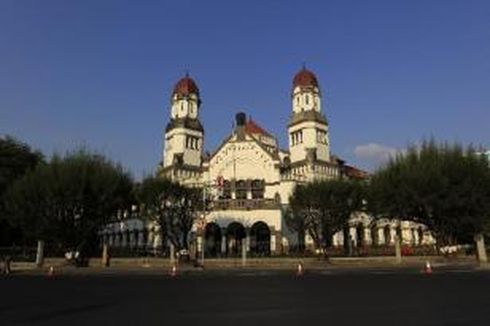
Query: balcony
[[212, 198, 280, 211]]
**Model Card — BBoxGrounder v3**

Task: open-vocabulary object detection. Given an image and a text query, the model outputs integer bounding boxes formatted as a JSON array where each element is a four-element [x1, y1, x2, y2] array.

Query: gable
[[208, 135, 280, 182]]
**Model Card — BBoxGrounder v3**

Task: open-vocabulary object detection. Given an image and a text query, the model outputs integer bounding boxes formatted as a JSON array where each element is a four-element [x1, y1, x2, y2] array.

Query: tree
[[3, 150, 133, 254], [288, 179, 365, 254], [369, 140, 490, 246], [0, 136, 44, 245], [136, 176, 201, 251], [286, 184, 313, 253]]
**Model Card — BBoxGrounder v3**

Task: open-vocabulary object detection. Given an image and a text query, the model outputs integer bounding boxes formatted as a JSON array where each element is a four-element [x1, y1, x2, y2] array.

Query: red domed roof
[[293, 67, 319, 88], [173, 74, 199, 96]]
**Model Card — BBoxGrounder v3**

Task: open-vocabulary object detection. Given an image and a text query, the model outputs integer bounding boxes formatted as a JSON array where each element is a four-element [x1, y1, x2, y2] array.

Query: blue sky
[[1, 0, 489, 178]]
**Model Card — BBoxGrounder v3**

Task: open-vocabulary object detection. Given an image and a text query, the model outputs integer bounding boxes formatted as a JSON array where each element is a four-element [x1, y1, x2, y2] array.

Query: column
[[221, 228, 227, 255], [332, 231, 342, 247], [377, 227, 384, 246], [146, 229, 153, 248], [364, 227, 371, 246], [349, 227, 357, 247], [390, 227, 396, 245], [121, 231, 127, 247]]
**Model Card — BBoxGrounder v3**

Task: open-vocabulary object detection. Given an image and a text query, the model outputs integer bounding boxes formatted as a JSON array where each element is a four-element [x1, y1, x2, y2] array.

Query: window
[[222, 180, 231, 199], [251, 179, 264, 199], [185, 136, 200, 150], [290, 130, 303, 146], [317, 130, 327, 144], [305, 94, 309, 105], [235, 180, 247, 199]]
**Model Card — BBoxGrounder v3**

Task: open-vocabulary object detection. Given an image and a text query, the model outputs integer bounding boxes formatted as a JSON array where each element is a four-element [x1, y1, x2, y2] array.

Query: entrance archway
[[226, 222, 246, 256], [250, 221, 271, 256], [356, 223, 364, 247], [384, 225, 391, 245], [204, 222, 222, 257], [370, 225, 378, 246]]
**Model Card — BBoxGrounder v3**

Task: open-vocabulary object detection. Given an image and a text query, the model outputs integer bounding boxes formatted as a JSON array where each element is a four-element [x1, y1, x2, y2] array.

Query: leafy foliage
[[288, 179, 365, 252], [136, 176, 201, 250], [369, 140, 490, 245], [3, 150, 133, 253], [0, 136, 44, 245]]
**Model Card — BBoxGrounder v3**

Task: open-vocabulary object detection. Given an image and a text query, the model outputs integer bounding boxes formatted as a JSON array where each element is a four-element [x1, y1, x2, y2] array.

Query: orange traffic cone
[[170, 264, 177, 277], [423, 261, 433, 274], [296, 262, 304, 277], [47, 266, 55, 277]]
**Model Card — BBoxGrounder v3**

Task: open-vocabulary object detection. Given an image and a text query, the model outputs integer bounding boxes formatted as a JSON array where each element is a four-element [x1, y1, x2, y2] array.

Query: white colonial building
[[101, 68, 434, 255]]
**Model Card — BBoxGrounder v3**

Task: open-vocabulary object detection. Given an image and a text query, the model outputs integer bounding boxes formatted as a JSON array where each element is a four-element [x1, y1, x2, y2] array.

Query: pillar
[[395, 235, 402, 264], [35, 240, 44, 268], [121, 231, 127, 247], [390, 227, 397, 245], [412, 228, 419, 245], [101, 244, 109, 267], [242, 237, 247, 267], [245, 228, 250, 252], [475, 233, 488, 264], [221, 229, 227, 255], [147, 229, 154, 248], [364, 227, 371, 246], [349, 227, 357, 247], [170, 243, 175, 265]]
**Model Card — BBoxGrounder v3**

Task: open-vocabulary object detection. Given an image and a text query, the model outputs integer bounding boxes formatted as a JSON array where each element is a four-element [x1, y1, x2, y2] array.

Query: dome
[[292, 67, 319, 88], [173, 74, 199, 96]]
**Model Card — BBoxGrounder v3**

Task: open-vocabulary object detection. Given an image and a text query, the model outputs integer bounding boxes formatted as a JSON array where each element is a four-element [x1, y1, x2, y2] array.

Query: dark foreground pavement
[[1, 269, 490, 326]]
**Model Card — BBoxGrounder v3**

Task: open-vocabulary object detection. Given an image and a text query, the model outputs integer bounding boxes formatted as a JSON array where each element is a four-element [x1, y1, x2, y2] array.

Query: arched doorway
[[204, 222, 222, 257], [418, 227, 424, 245], [226, 222, 246, 256], [356, 223, 364, 247], [384, 225, 391, 245], [250, 221, 271, 256], [370, 225, 378, 246]]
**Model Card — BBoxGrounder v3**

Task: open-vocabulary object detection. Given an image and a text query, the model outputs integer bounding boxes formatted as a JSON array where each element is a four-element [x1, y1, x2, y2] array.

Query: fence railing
[[213, 198, 280, 210], [0, 244, 442, 260]]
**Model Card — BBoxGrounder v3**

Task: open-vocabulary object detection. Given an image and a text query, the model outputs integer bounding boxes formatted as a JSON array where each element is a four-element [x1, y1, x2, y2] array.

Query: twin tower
[[162, 67, 331, 171]]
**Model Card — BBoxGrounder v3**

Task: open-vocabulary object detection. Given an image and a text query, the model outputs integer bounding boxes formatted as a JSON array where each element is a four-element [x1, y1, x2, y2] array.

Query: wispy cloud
[[353, 143, 400, 167]]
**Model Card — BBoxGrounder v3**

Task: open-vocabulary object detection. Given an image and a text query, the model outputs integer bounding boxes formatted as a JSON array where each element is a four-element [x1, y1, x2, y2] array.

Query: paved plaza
[[1, 268, 490, 326]]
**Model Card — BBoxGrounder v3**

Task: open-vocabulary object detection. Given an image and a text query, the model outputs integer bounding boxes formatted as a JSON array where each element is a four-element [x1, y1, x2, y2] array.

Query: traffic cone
[[296, 262, 304, 277], [47, 266, 55, 277], [170, 264, 177, 277], [423, 260, 433, 274]]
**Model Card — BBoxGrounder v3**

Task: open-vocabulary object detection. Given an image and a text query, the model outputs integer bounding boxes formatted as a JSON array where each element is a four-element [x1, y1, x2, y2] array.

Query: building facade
[[101, 68, 434, 255]]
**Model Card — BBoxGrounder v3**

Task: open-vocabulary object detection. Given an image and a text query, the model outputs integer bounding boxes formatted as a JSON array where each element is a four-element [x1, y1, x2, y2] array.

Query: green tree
[[288, 179, 365, 253], [369, 140, 490, 246], [286, 184, 314, 253], [136, 176, 201, 251], [0, 136, 44, 245], [3, 150, 133, 254]]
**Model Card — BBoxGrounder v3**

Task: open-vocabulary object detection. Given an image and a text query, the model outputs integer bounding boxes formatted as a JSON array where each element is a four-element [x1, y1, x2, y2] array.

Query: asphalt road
[[1, 269, 490, 326]]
